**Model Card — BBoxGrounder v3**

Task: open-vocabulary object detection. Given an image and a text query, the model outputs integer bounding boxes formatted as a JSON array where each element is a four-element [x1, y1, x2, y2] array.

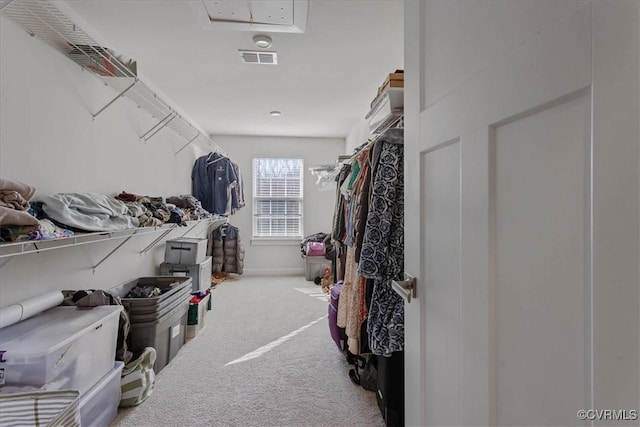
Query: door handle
[[391, 273, 417, 303]]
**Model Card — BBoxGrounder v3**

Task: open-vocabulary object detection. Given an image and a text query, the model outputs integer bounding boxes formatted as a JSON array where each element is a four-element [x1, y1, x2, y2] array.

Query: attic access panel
[[190, 0, 308, 33]]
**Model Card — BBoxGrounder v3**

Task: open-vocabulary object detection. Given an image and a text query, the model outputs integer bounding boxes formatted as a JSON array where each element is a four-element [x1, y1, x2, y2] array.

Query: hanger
[[322, 115, 404, 178], [376, 128, 404, 146], [356, 115, 403, 154], [372, 115, 404, 146], [206, 152, 227, 165]]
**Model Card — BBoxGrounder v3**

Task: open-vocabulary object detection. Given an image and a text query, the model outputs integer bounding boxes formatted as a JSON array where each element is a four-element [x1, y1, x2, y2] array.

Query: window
[[252, 157, 303, 238]]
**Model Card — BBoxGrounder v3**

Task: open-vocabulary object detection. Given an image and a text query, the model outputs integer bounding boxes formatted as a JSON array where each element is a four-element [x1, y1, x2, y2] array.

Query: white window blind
[[252, 158, 303, 238]]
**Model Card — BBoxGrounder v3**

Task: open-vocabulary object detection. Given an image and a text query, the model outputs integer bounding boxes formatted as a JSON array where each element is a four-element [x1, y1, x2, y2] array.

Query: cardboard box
[[381, 70, 404, 87], [374, 70, 404, 103], [386, 70, 405, 80], [186, 293, 210, 339]]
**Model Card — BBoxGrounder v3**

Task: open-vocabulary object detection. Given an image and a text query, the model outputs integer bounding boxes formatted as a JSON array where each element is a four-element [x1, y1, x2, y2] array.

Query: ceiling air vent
[[239, 50, 278, 65]]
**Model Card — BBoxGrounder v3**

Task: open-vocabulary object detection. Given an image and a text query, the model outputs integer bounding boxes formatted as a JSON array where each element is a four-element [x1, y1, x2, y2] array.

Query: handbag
[[62, 289, 132, 364], [119, 347, 156, 407]]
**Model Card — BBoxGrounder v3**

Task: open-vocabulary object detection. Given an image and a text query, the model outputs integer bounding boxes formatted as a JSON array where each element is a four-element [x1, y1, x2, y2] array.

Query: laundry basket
[[0, 390, 80, 427]]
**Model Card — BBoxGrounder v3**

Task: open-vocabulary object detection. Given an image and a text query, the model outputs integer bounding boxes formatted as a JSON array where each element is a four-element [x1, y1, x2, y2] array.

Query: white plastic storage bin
[[159, 256, 212, 292], [0, 306, 121, 396], [79, 361, 124, 427], [164, 237, 208, 264], [304, 256, 331, 281]]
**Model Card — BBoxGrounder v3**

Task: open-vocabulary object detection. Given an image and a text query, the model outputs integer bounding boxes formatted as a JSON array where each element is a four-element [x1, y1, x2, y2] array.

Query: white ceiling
[[63, 0, 404, 139]]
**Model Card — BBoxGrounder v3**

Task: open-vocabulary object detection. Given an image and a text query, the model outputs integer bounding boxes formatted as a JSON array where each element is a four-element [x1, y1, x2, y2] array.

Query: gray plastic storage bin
[[109, 276, 192, 314], [126, 286, 192, 323], [164, 237, 208, 265], [159, 256, 212, 292], [127, 301, 189, 373]]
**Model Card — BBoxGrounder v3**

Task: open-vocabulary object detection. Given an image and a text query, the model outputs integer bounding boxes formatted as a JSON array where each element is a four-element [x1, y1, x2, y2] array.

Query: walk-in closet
[[0, 0, 403, 425], [2, 1, 639, 427]]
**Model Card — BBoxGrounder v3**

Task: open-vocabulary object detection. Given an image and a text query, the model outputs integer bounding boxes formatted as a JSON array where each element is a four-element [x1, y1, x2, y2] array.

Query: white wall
[[0, 14, 346, 307], [0, 15, 212, 306], [345, 118, 371, 154], [0, 17, 214, 306], [210, 135, 344, 275], [0, 16, 211, 196]]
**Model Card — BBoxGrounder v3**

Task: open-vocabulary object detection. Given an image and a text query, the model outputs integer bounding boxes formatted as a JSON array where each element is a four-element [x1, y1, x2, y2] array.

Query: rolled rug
[[0, 291, 64, 329]]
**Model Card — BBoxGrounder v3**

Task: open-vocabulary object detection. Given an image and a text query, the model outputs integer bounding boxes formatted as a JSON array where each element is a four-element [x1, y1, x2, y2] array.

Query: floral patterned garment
[[337, 245, 356, 329], [357, 133, 405, 356]]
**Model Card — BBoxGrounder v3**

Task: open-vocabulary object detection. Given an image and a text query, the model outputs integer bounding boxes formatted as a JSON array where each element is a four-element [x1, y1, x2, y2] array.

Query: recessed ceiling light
[[270, 110, 282, 117], [253, 35, 272, 49]]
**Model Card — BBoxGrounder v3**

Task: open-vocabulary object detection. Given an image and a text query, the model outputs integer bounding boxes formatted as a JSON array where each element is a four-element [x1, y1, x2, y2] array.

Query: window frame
[[251, 157, 304, 241]]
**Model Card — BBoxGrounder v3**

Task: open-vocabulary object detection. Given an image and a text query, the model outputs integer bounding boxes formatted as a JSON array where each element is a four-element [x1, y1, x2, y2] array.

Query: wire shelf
[[1, 0, 225, 155], [0, 215, 228, 273], [0, 223, 171, 259]]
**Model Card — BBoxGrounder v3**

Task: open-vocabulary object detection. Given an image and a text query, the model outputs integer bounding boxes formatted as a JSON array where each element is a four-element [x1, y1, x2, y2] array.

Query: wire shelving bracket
[[91, 231, 138, 274], [92, 79, 138, 119], [0, 0, 227, 156]]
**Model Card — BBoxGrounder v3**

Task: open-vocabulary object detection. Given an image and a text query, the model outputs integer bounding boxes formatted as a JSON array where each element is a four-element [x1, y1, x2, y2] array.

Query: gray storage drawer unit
[[159, 256, 212, 292], [164, 237, 208, 265]]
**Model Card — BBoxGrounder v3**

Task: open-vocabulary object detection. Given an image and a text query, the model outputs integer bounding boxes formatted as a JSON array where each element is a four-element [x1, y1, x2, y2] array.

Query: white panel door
[[403, 1, 639, 426]]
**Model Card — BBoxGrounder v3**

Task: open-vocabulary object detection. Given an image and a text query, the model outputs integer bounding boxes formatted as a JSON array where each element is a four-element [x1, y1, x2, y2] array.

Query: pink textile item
[[305, 241, 326, 256], [0, 177, 36, 200]]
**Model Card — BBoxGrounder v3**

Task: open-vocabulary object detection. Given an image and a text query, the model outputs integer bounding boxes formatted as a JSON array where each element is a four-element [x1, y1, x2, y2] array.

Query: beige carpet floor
[[111, 275, 385, 427]]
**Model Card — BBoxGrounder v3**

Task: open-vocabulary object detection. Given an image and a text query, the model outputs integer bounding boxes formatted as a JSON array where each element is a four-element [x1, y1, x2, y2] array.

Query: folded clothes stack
[[0, 177, 75, 242], [0, 180, 217, 242], [0, 177, 38, 229]]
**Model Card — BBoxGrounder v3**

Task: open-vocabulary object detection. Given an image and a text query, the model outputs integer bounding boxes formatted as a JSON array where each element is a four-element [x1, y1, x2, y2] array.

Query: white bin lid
[[0, 306, 122, 358], [166, 237, 206, 243]]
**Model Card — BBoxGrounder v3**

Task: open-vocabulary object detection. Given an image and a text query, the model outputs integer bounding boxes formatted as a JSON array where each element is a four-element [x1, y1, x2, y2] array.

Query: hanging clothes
[[329, 125, 404, 356], [357, 129, 405, 356], [232, 162, 246, 210], [344, 147, 373, 354], [210, 223, 245, 274], [353, 147, 372, 263], [192, 152, 243, 216], [332, 163, 351, 243], [336, 147, 373, 355]]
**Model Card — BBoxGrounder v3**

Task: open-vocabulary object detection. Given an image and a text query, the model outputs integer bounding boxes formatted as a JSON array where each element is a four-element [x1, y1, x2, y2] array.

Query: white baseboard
[[242, 268, 304, 276]]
